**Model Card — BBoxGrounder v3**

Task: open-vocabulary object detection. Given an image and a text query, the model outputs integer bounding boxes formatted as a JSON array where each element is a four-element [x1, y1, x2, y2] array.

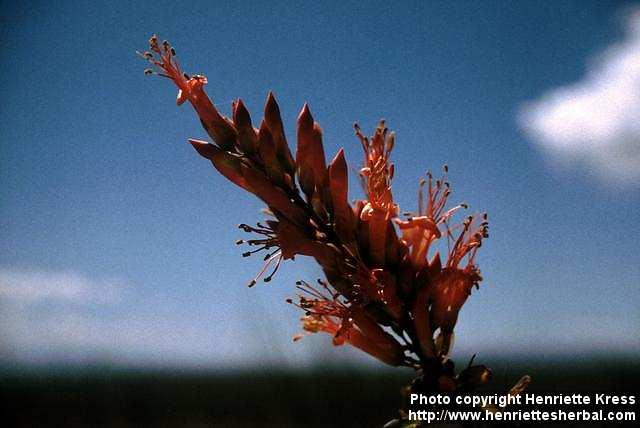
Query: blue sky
[[1, 0, 639, 368]]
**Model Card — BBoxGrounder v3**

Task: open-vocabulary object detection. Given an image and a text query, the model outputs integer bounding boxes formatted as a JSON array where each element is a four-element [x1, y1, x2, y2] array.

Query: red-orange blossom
[[141, 35, 492, 391]]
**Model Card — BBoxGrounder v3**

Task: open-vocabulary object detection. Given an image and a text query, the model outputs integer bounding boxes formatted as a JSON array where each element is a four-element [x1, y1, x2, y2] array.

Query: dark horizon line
[[1, 351, 637, 376]]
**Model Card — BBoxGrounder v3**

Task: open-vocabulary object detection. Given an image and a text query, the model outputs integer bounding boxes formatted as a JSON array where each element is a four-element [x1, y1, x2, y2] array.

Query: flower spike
[[142, 35, 499, 398]]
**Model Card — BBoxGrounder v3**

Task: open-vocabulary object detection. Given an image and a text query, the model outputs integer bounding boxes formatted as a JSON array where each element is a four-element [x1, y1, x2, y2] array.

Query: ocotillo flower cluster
[[140, 35, 492, 392]]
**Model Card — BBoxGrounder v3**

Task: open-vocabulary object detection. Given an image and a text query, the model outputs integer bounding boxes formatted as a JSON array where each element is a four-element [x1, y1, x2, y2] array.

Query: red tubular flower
[[141, 36, 237, 149], [293, 280, 406, 367], [296, 104, 327, 201], [429, 214, 487, 354], [356, 122, 399, 267], [328, 148, 357, 246], [394, 168, 469, 268], [301, 315, 404, 366], [141, 36, 493, 386]]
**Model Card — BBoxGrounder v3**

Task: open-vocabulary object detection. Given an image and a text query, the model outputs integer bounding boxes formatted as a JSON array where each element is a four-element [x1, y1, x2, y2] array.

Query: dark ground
[[2, 356, 638, 427]]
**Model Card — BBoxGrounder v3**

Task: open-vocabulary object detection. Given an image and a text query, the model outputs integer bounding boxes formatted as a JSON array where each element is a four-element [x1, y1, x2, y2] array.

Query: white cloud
[[0, 268, 127, 362], [0, 267, 326, 368], [0, 269, 123, 303], [519, 8, 640, 184]]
